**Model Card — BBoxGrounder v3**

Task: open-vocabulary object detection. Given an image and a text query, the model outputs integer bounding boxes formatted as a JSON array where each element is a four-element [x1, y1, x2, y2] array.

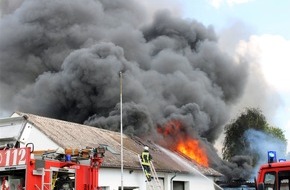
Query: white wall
[[99, 168, 146, 190], [20, 122, 60, 151], [0, 117, 24, 142], [99, 168, 218, 190], [0, 117, 59, 151], [171, 173, 218, 190]]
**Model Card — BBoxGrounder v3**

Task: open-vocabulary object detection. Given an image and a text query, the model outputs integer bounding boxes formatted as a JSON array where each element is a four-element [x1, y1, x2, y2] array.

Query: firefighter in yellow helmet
[[140, 146, 153, 181]]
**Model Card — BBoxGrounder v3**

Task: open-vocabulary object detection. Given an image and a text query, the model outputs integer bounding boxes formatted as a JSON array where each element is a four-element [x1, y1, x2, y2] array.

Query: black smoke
[[0, 0, 249, 179]]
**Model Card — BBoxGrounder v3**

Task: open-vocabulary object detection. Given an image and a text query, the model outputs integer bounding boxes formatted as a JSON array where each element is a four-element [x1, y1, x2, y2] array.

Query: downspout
[[170, 172, 177, 190]]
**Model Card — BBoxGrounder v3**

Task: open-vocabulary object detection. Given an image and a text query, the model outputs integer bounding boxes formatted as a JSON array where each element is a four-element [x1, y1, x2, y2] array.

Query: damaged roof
[[14, 112, 222, 177]]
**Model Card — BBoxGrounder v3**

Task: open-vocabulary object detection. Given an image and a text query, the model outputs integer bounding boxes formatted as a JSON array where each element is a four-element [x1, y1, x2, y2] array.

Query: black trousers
[[143, 165, 151, 174]]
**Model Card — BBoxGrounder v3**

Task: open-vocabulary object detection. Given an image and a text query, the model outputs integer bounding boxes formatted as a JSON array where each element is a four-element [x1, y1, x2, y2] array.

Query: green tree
[[222, 107, 287, 161], [266, 126, 287, 143]]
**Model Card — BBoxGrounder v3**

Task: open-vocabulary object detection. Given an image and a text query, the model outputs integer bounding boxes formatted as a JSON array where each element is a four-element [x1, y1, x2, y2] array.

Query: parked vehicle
[[256, 151, 290, 190], [0, 144, 105, 190]]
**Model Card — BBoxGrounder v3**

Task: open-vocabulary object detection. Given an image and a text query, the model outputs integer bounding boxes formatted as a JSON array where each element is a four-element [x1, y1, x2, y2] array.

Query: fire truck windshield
[[261, 171, 290, 190], [0, 168, 25, 190], [264, 172, 276, 189], [53, 171, 75, 190]]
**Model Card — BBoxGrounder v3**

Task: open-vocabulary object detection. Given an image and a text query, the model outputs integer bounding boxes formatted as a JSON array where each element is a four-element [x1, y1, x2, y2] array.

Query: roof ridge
[[15, 111, 121, 135]]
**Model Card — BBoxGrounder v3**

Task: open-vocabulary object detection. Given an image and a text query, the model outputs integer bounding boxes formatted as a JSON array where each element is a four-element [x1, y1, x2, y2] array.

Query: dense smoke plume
[[0, 0, 250, 179], [245, 129, 287, 176]]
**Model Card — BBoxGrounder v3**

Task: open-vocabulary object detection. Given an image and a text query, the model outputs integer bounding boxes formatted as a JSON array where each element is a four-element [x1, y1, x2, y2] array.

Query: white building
[[0, 112, 223, 190]]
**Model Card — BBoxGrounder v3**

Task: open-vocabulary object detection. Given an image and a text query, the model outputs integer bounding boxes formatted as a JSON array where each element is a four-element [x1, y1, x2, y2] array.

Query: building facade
[[0, 112, 222, 190]]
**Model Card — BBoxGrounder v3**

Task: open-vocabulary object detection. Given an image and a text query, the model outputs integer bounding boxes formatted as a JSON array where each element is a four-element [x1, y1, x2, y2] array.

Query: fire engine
[[256, 151, 290, 190], [0, 143, 105, 190]]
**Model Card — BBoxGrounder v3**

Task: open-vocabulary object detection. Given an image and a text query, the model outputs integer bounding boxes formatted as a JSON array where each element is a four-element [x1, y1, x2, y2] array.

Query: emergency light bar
[[268, 151, 277, 163]]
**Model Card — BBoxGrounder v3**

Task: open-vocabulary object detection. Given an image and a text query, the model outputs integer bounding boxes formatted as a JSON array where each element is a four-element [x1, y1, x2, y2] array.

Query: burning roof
[[13, 111, 222, 177], [157, 119, 209, 167]]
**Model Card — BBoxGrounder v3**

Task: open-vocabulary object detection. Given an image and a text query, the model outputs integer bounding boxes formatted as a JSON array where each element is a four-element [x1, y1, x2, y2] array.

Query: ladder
[[33, 168, 53, 190], [51, 171, 58, 189], [138, 154, 163, 190]]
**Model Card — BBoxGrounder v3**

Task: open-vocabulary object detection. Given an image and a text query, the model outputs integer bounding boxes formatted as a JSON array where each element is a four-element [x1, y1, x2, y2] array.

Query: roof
[[14, 112, 222, 177]]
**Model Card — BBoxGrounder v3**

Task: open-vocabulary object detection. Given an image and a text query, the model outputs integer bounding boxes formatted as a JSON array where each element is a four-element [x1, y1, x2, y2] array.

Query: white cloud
[[229, 35, 281, 122], [227, 0, 253, 5], [209, 0, 253, 8], [245, 35, 290, 93], [235, 34, 290, 151], [209, 0, 223, 8]]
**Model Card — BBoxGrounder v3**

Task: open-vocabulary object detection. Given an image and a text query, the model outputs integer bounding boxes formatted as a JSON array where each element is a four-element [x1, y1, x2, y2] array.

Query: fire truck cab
[[256, 151, 290, 190], [0, 144, 105, 190]]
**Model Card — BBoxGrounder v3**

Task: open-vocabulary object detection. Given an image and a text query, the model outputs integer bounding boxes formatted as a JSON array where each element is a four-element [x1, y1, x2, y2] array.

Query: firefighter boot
[[146, 173, 152, 182], [144, 170, 151, 182]]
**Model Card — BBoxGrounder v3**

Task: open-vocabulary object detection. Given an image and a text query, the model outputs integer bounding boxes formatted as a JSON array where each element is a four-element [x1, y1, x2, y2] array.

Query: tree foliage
[[222, 107, 287, 161], [265, 126, 287, 142]]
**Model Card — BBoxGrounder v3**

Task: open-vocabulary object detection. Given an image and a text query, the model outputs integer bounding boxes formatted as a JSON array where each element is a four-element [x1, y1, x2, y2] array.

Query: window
[[118, 187, 139, 190], [53, 171, 75, 190], [0, 169, 26, 190], [98, 187, 109, 190], [278, 171, 290, 190], [173, 181, 185, 190], [264, 172, 276, 190]]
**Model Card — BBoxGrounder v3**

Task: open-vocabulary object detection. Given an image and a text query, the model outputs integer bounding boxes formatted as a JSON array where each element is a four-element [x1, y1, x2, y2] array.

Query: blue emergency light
[[65, 154, 71, 162], [268, 151, 277, 163], [279, 159, 286, 162]]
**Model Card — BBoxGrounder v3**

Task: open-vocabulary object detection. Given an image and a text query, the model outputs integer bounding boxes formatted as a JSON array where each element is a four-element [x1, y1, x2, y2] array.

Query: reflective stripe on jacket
[[141, 151, 151, 166]]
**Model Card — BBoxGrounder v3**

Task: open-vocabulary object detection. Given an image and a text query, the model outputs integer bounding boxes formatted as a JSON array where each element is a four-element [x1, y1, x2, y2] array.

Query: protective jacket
[[141, 150, 152, 166]]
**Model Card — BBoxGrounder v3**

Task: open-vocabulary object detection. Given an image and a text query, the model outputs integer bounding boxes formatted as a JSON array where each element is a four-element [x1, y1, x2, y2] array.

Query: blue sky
[[181, 0, 290, 39], [146, 0, 290, 152]]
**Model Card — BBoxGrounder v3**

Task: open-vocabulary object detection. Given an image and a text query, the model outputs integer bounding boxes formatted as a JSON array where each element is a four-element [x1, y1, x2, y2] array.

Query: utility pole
[[119, 71, 124, 190]]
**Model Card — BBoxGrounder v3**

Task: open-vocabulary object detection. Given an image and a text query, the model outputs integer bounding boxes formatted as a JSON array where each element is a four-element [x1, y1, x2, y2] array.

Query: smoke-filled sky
[[0, 0, 289, 179], [0, 0, 248, 139], [152, 0, 290, 153]]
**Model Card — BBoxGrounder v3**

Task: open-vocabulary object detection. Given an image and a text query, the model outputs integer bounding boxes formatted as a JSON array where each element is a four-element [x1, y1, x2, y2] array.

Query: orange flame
[[157, 119, 209, 167], [176, 138, 209, 167]]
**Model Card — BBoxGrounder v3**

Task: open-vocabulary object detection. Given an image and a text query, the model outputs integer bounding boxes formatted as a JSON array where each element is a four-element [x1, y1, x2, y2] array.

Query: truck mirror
[[26, 142, 34, 153], [257, 183, 265, 190]]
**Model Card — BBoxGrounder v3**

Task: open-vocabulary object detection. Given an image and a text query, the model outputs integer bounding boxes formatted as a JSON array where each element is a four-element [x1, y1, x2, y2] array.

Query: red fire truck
[[0, 144, 105, 190], [256, 151, 290, 190]]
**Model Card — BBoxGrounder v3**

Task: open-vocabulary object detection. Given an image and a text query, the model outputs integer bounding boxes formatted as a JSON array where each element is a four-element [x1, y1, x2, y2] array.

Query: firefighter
[[140, 146, 153, 181], [54, 174, 73, 190], [1, 176, 9, 190]]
